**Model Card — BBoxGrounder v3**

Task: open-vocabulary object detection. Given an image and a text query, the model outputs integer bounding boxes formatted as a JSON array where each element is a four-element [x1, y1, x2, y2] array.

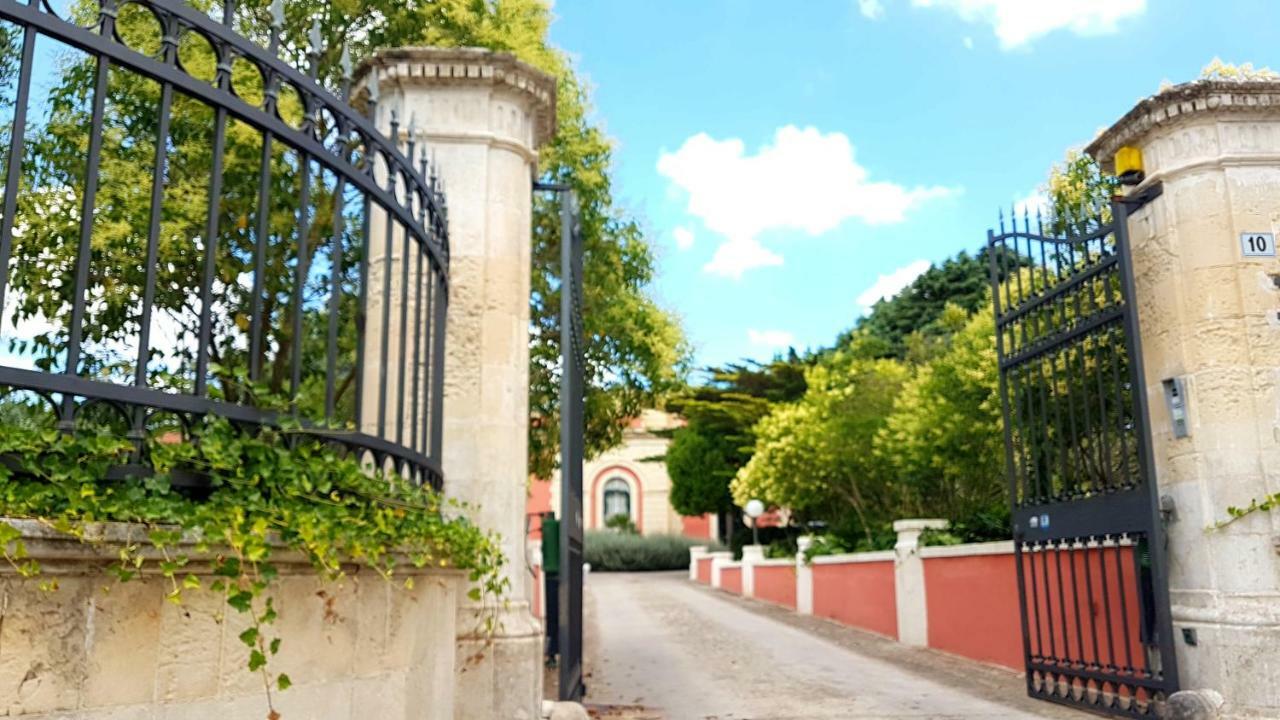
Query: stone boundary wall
[[0, 520, 462, 719]]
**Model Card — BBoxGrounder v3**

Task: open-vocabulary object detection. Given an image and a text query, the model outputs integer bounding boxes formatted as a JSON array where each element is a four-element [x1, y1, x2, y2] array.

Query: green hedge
[[584, 531, 716, 572]]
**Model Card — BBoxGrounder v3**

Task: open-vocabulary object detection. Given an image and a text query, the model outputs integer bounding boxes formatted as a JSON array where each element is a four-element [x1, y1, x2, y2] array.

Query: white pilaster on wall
[[796, 535, 813, 615], [893, 519, 948, 647], [709, 551, 733, 589], [689, 545, 708, 581], [741, 545, 764, 598]]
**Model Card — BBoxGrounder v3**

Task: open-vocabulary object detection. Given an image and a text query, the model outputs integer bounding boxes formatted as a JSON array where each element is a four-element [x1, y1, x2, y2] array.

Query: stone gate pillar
[[360, 48, 556, 720], [1088, 80, 1280, 719]]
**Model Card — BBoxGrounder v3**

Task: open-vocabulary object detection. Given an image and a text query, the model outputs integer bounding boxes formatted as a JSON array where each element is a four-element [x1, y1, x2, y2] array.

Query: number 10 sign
[[1241, 232, 1276, 257]]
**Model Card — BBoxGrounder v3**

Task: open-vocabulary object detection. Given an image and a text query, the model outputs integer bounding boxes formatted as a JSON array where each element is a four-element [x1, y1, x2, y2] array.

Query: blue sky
[[546, 0, 1279, 369]]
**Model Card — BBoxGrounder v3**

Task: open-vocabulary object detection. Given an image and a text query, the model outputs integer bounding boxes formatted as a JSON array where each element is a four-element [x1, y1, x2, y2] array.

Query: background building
[[527, 409, 717, 539]]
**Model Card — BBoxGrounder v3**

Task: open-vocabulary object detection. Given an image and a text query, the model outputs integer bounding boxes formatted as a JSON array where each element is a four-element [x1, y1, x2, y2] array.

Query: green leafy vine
[[0, 417, 506, 718]]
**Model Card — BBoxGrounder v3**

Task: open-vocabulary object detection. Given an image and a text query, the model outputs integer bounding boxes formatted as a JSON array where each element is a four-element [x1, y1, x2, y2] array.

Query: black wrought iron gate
[[535, 181, 586, 702], [987, 188, 1178, 717]]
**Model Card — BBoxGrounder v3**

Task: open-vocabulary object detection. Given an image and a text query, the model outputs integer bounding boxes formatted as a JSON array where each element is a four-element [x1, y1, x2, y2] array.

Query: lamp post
[[745, 499, 765, 546]]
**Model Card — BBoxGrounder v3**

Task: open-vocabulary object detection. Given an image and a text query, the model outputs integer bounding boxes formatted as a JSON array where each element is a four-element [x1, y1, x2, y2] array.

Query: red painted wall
[[681, 513, 712, 539], [696, 557, 712, 584], [924, 553, 1021, 669], [720, 566, 742, 594], [526, 477, 551, 540], [812, 560, 897, 639], [753, 564, 796, 608]]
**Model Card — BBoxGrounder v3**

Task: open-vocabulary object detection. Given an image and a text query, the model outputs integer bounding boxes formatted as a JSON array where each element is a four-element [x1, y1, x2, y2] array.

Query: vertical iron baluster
[[352, 79, 378, 430], [131, 12, 179, 448], [430, 255, 447, 478], [248, 135, 274, 384], [289, 153, 311, 404], [0, 0, 40, 324], [285, 19, 324, 409], [410, 239, 422, 456], [1068, 540, 1086, 668], [376, 111, 398, 439], [62, 0, 117, 429], [1114, 537, 1136, 673], [410, 153, 426, 455], [1028, 544, 1045, 661], [249, 6, 284, 383], [1053, 541, 1071, 663], [324, 46, 353, 422], [195, 0, 235, 398], [396, 222, 409, 446], [1040, 538, 1057, 662], [1098, 536, 1118, 671]]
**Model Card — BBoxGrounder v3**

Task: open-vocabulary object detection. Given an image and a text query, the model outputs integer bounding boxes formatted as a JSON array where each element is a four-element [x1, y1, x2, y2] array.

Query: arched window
[[603, 478, 631, 522]]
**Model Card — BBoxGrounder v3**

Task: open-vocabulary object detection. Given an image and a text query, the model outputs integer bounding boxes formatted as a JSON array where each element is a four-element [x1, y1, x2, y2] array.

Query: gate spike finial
[[406, 113, 418, 159], [1036, 205, 1044, 235], [998, 206, 1005, 234], [307, 17, 322, 74], [269, 0, 284, 31], [389, 108, 399, 146], [340, 44, 352, 81], [366, 73, 379, 112]]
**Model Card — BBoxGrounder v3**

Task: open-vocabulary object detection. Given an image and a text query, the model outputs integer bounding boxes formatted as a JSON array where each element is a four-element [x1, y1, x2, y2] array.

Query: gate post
[[796, 536, 814, 615], [1087, 80, 1280, 720], [709, 550, 733, 588], [358, 48, 556, 720], [892, 519, 947, 647], [741, 544, 764, 598], [689, 545, 708, 581]]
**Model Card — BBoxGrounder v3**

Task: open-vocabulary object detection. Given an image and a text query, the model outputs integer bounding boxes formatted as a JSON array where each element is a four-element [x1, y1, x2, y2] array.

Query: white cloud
[[858, 0, 885, 20], [657, 126, 956, 279], [673, 226, 695, 251], [747, 328, 797, 350], [1014, 190, 1048, 218], [855, 259, 931, 312], [910, 0, 1146, 49], [706, 237, 782, 278], [963, 36, 974, 49]]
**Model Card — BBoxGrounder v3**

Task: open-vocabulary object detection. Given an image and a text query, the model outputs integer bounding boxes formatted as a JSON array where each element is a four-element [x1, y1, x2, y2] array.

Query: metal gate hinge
[[1160, 494, 1177, 525], [1115, 181, 1163, 212]]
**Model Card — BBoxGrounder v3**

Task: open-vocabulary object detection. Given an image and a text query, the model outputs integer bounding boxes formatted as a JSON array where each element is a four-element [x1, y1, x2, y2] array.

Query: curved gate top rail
[[987, 192, 1178, 718], [0, 0, 449, 489]]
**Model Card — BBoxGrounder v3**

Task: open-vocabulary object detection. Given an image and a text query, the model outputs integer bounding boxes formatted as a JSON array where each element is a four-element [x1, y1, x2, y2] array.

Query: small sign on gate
[[1241, 232, 1276, 257]]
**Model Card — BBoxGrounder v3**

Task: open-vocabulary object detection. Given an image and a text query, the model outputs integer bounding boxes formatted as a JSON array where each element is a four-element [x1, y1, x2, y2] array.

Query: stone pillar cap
[[892, 519, 949, 532], [356, 46, 557, 148], [1086, 79, 1280, 171]]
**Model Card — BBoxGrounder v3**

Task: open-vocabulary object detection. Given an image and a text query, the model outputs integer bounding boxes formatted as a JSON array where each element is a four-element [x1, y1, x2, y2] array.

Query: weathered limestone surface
[[1088, 80, 1280, 720], [358, 47, 556, 720], [0, 521, 461, 719]]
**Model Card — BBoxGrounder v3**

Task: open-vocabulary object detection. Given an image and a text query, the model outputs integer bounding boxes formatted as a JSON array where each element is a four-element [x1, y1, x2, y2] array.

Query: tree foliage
[[0, 0, 686, 478], [875, 305, 1007, 532], [665, 359, 805, 523], [833, 251, 992, 360], [731, 354, 906, 543]]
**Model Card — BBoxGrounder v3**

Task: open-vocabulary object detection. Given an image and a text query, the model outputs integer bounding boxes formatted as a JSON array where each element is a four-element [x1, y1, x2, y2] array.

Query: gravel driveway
[[580, 571, 1088, 720]]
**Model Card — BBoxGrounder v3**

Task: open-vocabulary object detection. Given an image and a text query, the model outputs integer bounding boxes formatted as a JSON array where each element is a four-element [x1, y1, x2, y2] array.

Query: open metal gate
[[987, 188, 1178, 717], [556, 186, 586, 702]]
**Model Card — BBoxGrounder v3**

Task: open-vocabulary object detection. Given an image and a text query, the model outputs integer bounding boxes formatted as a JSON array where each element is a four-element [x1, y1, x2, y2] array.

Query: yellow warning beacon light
[[1115, 146, 1144, 185]]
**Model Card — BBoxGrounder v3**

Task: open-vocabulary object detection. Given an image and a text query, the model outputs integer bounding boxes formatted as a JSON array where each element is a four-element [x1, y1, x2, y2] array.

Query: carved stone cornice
[[1087, 80, 1280, 169], [357, 46, 557, 148]]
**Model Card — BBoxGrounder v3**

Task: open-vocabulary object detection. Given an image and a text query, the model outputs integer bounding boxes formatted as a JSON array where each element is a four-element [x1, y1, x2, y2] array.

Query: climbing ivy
[[0, 415, 505, 718]]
